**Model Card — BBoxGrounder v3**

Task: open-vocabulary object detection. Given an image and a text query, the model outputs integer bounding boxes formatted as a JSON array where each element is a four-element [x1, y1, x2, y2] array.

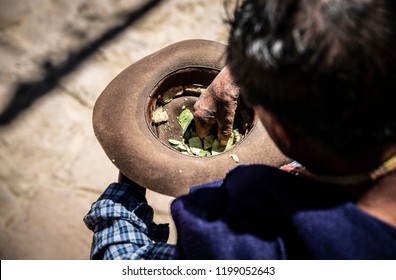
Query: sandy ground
[[0, 0, 236, 259]]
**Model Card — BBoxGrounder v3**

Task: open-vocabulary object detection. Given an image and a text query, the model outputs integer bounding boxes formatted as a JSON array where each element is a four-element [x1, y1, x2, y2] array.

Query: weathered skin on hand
[[193, 67, 240, 145]]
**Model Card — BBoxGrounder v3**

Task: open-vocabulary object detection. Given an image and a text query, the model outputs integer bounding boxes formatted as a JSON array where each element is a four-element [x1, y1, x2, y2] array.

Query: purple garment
[[171, 165, 396, 259]]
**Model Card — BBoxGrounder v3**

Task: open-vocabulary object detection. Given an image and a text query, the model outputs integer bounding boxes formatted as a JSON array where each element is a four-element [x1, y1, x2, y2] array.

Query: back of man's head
[[228, 0, 396, 154]]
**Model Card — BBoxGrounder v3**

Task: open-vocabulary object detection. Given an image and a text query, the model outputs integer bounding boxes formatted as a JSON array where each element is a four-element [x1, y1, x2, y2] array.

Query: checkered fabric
[[84, 183, 175, 259]]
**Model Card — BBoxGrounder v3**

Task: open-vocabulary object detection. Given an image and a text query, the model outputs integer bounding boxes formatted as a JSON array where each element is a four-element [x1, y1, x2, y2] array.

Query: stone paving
[[0, 0, 236, 259]]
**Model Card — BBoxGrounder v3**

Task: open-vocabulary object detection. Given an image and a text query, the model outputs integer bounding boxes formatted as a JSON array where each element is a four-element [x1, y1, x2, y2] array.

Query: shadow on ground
[[0, 0, 161, 126]]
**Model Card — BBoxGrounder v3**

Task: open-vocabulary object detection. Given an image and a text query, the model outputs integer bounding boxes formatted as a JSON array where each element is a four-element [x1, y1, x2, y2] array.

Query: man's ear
[[254, 105, 294, 157]]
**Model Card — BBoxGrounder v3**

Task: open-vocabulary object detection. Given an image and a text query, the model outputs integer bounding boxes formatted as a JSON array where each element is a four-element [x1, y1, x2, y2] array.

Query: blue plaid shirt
[[84, 183, 175, 259]]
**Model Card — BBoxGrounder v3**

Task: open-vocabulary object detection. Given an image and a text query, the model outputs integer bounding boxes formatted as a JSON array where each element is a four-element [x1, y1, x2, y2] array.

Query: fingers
[[194, 110, 216, 139], [118, 172, 146, 196], [211, 68, 239, 145], [193, 66, 241, 144], [193, 87, 217, 139], [216, 99, 238, 145], [217, 125, 233, 146], [195, 119, 213, 139], [118, 172, 133, 184]]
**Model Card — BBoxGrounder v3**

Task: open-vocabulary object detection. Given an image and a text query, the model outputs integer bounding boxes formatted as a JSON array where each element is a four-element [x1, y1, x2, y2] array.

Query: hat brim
[[93, 39, 289, 197]]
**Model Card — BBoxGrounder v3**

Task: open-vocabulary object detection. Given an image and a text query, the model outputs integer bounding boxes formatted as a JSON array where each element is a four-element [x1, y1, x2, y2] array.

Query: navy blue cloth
[[171, 165, 396, 259]]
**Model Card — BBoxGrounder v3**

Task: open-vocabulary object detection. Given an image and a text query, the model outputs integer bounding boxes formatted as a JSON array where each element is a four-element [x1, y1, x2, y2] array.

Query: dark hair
[[227, 0, 396, 154]]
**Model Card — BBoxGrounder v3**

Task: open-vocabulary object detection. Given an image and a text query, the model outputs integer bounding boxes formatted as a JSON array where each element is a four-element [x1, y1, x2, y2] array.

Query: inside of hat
[[145, 66, 256, 157]]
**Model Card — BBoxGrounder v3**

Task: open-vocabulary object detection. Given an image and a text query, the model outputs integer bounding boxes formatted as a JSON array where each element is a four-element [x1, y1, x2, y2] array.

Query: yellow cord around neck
[[291, 154, 396, 186]]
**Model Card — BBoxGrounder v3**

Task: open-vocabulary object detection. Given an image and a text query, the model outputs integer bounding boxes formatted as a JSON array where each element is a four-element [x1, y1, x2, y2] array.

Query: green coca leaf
[[178, 109, 194, 134]]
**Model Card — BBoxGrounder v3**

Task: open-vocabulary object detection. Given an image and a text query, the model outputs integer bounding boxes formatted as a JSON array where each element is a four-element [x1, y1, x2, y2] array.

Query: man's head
[[227, 0, 396, 157]]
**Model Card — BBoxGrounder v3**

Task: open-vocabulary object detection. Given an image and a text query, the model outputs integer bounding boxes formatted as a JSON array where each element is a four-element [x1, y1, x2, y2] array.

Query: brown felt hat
[[93, 39, 289, 197]]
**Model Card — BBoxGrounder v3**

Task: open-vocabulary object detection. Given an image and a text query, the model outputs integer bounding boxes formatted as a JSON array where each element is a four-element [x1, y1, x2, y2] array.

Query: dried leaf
[[186, 145, 194, 155], [189, 137, 203, 155], [233, 129, 241, 143], [199, 150, 211, 157], [189, 137, 203, 149], [225, 131, 235, 151], [161, 86, 183, 102], [224, 129, 241, 152], [168, 139, 182, 146], [204, 135, 215, 150], [178, 109, 194, 133], [184, 131, 192, 141], [151, 107, 169, 124], [169, 108, 242, 157], [229, 154, 240, 163], [212, 139, 225, 155], [176, 143, 188, 151]]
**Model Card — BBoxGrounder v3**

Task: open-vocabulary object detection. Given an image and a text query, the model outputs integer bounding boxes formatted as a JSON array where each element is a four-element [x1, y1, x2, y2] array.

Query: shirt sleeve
[[83, 183, 175, 260]]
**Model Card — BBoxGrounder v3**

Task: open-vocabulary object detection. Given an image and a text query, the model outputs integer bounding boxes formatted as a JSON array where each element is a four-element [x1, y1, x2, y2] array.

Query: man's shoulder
[[171, 164, 396, 259]]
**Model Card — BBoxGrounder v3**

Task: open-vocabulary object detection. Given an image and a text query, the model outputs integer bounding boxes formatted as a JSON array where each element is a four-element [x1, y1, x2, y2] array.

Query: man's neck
[[357, 172, 396, 228], [300, 143, 396, 227]]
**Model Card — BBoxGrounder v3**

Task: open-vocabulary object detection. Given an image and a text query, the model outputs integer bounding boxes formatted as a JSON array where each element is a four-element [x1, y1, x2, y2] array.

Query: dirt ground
[[0, 0, 237, 259]]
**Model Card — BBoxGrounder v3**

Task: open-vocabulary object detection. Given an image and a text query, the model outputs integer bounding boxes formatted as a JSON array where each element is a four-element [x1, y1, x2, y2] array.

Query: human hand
[[118, 172, 134, 184], [193, 67, 240, 145], [118, 172, 146, 196]]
